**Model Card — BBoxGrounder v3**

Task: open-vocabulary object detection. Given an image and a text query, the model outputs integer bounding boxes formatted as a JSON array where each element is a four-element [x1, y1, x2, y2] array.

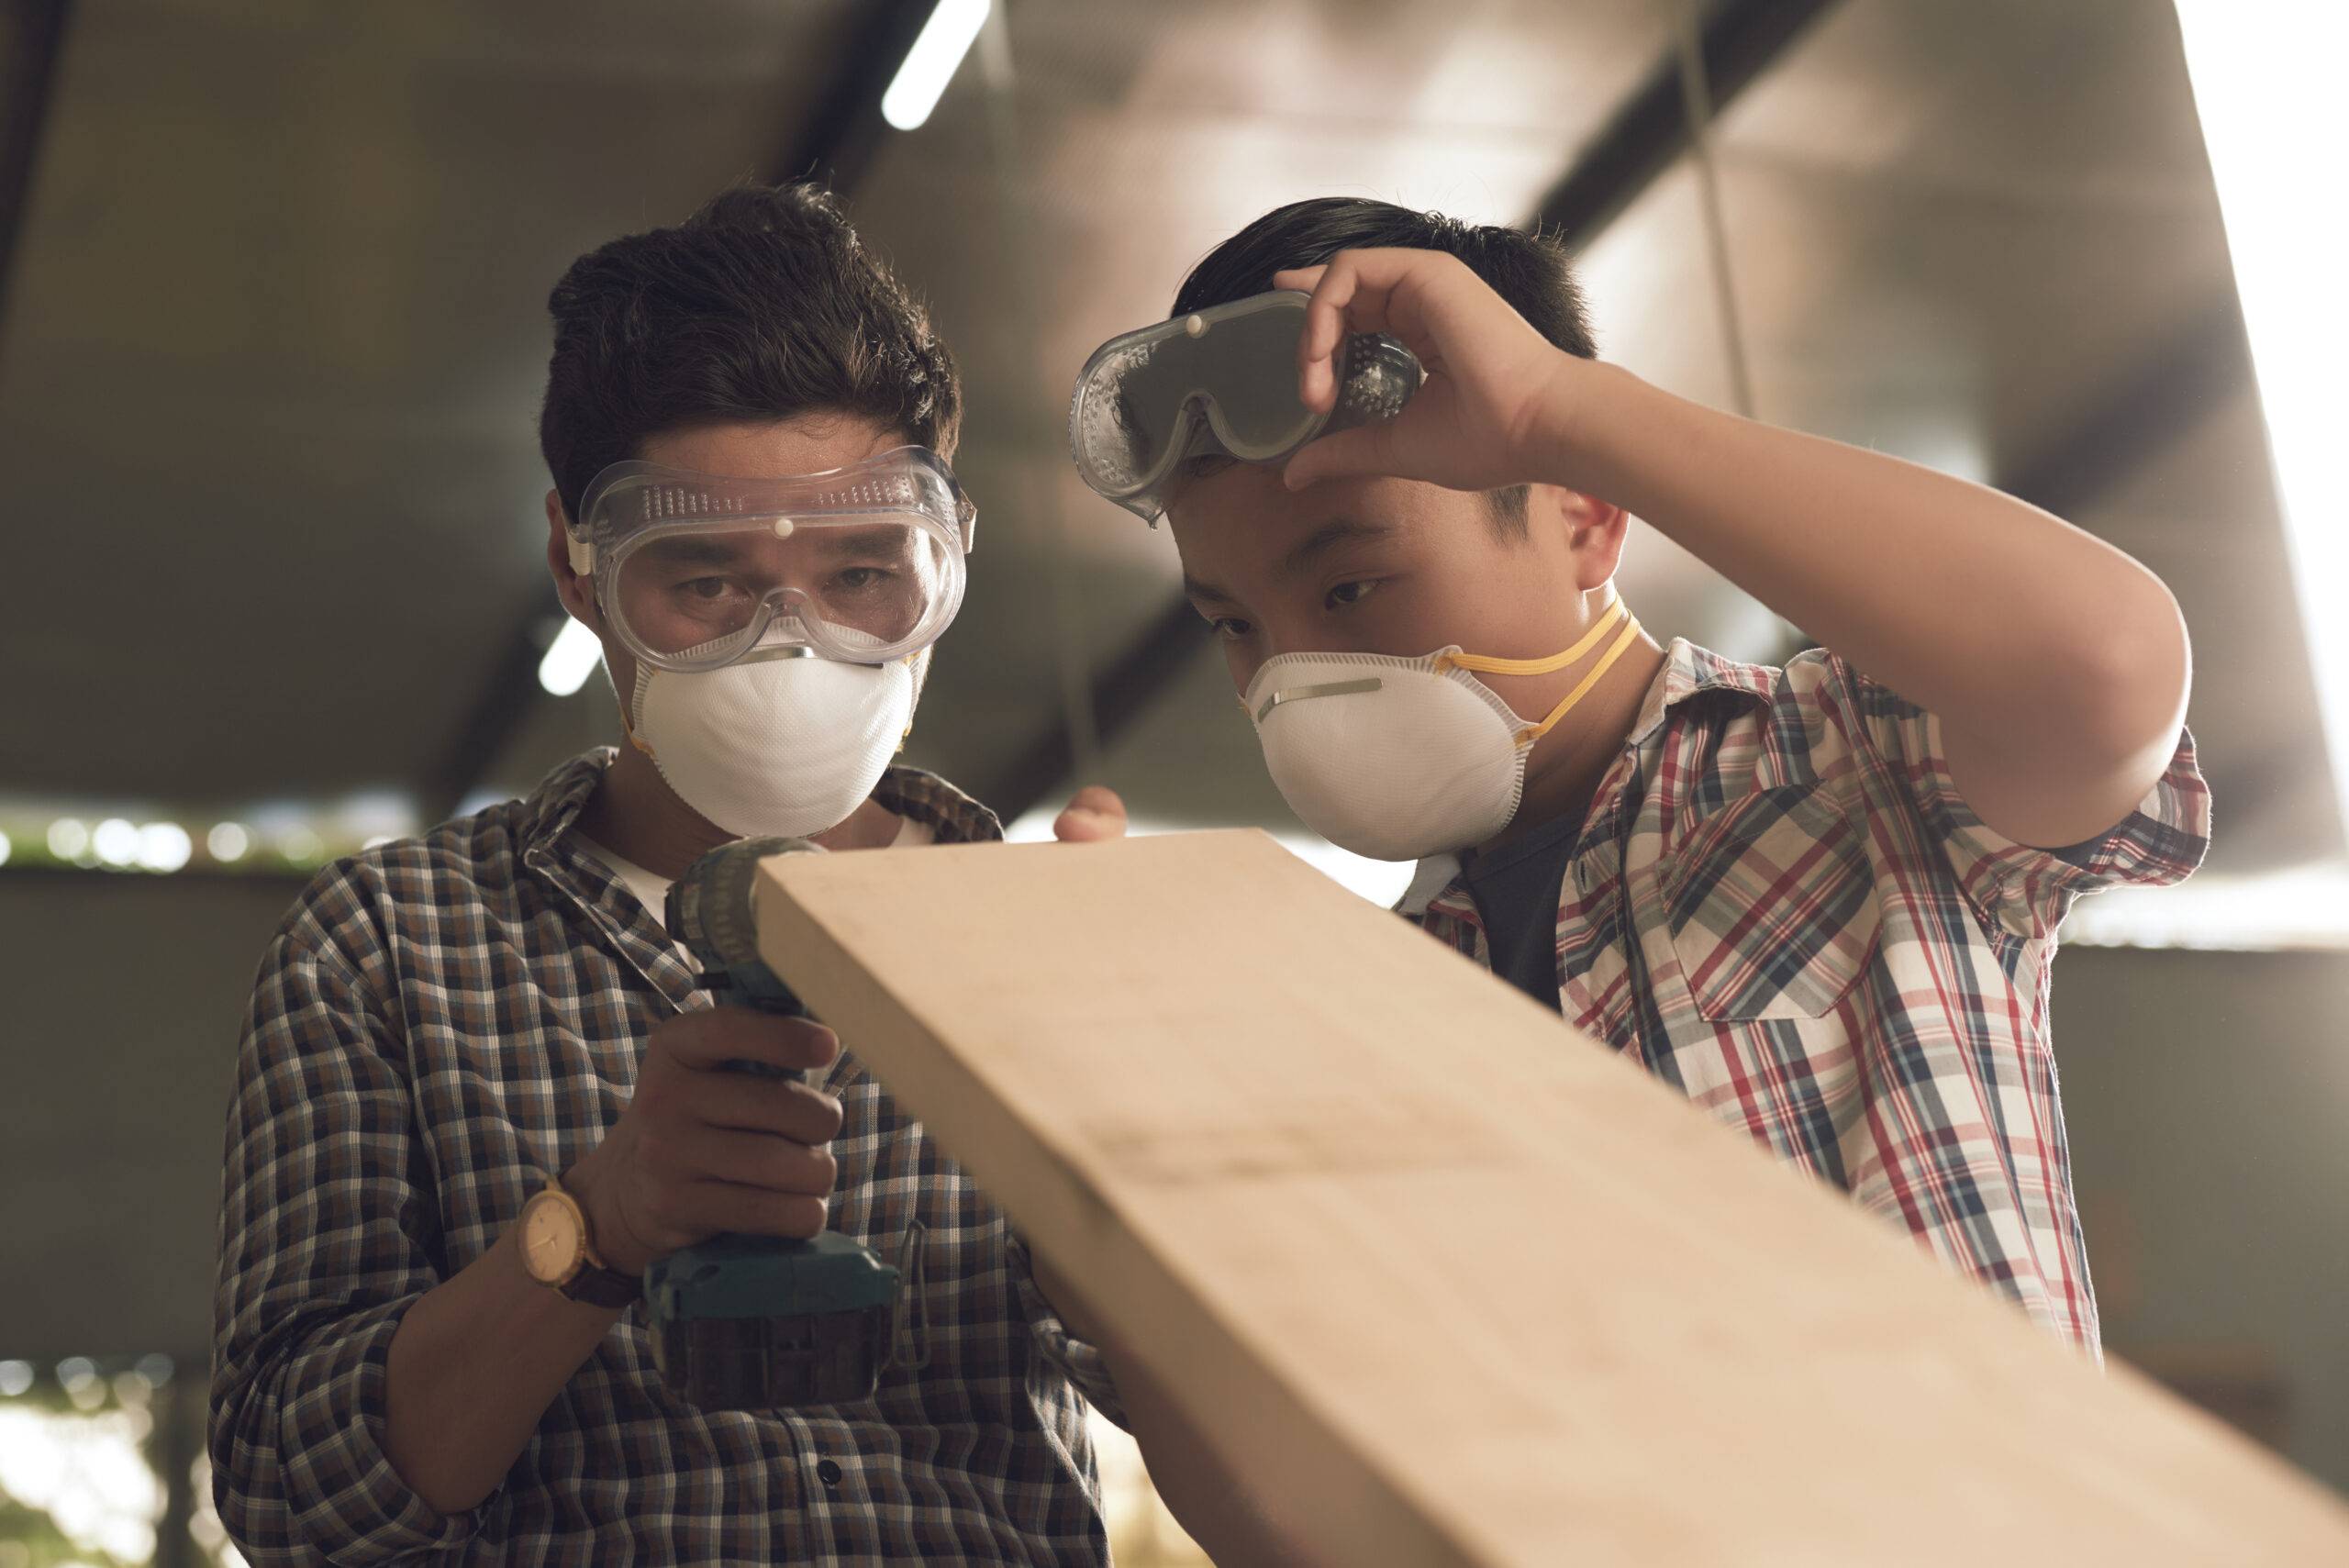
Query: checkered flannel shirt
[[211, 754, 1122, 1565], [1403, 640, 2210, 1355]]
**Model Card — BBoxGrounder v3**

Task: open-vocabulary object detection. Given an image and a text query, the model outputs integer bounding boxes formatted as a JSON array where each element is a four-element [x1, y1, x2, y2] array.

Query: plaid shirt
[[1404, 640, 2209, 1354], [211, 754, 1121, 1566]]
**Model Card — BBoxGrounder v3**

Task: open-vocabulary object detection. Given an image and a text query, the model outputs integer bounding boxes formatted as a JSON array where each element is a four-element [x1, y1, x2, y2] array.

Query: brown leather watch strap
[[559, 1261, 642, 1307]]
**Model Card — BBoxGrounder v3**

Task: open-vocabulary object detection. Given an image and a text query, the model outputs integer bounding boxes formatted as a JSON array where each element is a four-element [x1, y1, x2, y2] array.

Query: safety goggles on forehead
[[568, 446, 975, 673], [1068, 288, 1422, 524]]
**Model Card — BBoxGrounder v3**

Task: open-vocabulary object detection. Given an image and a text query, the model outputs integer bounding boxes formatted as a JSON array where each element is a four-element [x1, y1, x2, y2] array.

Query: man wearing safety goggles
[[1069, 198, 2208, 1424], [213, 184, 1139, 1565], [564, 446, 976, 843]]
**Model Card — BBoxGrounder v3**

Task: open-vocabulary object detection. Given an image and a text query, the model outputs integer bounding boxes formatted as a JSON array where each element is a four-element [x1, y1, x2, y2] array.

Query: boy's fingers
[[1052, 785, 1129, 842], [1288, 250, 1438, 411], [1283, 420, 1397, 490]]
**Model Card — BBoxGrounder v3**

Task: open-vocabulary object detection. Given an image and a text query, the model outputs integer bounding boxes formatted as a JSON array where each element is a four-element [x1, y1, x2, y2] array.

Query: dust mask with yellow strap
[[1241, 598, 1644, 862]]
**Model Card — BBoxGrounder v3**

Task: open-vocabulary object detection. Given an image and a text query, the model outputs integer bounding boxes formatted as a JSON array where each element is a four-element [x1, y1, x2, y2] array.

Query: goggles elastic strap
[[1513, 614, 1644, 747]]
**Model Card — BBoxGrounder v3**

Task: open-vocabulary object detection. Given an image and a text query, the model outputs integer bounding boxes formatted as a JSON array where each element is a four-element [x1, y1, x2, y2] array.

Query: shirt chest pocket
[[1658, 784, 1880, 1021]]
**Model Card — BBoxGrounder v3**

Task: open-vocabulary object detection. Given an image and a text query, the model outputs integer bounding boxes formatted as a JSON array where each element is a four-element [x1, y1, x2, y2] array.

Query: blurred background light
[[537, 617, 603, 697], [90, 819, 139, 868], [2174, 0, 2349, 836], [136, 822, 193, 873]]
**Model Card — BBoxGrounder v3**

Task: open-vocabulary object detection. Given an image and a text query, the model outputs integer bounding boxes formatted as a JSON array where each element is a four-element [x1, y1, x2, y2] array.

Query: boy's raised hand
[[1275, 248, 1581, 495]]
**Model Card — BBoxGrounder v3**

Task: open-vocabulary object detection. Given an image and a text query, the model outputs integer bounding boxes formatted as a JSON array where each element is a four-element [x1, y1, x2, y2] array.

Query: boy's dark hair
[[1173, 197, 1597, 534], [539, 183, 961, 519]]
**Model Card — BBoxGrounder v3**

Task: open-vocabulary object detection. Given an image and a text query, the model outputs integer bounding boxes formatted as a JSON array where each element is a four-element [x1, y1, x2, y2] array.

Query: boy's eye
[[1208, 616, 1253, 640], [1326, 579, 1379, 610]]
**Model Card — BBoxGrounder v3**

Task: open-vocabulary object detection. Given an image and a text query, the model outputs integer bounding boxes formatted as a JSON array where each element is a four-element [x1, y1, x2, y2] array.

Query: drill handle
[[696, 970, 815, 1085], [717, 1055, 807, 1086]]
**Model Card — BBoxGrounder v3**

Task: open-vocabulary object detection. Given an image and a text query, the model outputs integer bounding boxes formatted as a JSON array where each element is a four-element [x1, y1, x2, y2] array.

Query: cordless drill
[[649, 836, 903, 1409]]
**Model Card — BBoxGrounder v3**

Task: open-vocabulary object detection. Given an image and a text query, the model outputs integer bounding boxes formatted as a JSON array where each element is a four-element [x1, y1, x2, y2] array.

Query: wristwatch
[[518, 1174, 641, 1307]]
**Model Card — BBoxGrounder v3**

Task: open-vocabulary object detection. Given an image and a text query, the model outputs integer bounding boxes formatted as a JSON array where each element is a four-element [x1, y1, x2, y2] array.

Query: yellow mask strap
[[1512, 613, 1642, 745], [1432, 598, 1644, 748], [1435, 596, 1628, 680]]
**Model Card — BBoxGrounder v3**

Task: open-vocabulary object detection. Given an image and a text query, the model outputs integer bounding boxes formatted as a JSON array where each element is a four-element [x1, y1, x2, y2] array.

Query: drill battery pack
[[647, 1230, 902, 1409]]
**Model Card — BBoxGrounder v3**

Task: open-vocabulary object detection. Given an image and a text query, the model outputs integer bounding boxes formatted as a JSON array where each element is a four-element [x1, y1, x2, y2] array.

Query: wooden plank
[[754, 829, 2349, 1565]]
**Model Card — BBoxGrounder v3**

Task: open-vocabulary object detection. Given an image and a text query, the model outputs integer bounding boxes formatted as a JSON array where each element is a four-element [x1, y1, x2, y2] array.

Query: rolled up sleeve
[[210, 918, 484, 1564], [1828, 652, 2212, 940]]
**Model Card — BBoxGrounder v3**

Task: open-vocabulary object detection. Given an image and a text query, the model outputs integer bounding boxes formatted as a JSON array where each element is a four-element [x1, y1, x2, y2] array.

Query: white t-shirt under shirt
[[570, 813, 937, 930]]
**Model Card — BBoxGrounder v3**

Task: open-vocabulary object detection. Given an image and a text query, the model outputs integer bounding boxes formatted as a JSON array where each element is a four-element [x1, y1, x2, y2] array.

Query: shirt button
[[816, 1458, 842, 1487]]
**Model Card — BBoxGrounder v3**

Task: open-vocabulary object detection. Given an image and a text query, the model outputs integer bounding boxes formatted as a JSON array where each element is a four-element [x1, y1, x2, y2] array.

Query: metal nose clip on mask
[[1068, 289, 1423, 523], [1243, 599, 1645, 862]]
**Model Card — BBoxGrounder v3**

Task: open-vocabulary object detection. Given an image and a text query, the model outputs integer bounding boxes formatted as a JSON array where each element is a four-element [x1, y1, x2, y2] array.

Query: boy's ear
[[545, 489, 600, 628], [1530, 483, 1631, 590]]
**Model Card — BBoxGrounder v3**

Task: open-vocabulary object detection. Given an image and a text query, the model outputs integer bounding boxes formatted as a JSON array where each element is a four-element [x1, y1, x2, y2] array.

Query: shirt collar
[[1397, 639, 1779, 915], [1626, 637, 1778, 744], [873, 766, 1004, 844], [516, 748, 616, 851]]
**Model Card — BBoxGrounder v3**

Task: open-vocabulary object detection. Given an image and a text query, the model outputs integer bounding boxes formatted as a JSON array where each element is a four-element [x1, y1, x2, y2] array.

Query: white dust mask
[[627, 624, 919, 840], [1243, 598, 1642, 862]]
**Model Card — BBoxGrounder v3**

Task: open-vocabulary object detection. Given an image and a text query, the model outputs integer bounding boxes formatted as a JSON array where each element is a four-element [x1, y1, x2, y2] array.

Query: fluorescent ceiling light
[[538, 618, 603, 698], [881, 0, 989, 132], [2061, 865, 2349, 951], [2174, 2, 2349, 837]]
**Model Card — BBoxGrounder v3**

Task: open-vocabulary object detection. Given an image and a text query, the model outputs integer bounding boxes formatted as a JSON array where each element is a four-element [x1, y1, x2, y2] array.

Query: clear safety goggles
[[1068, 289, 1422, 523], [568, 447, 976, 673]]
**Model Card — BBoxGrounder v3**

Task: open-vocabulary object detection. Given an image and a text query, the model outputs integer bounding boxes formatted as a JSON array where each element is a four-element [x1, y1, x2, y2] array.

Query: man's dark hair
[[1173, 197, 1597, 534], [539, 183, 961, 519]]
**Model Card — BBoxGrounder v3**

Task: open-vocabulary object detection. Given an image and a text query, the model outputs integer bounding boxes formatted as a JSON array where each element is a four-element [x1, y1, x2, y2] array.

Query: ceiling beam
[[0, 0, 72, 361], [1997, 296, 2250, 519], [420, 595, 562, 824], [985, 0, 1845, 824], [1532, 0, 1841, 250], [426, 1, 936, 824], [773, 0, 937, 195]]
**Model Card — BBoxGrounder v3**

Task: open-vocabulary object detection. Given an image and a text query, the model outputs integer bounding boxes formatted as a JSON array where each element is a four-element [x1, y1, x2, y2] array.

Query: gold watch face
[[519, 1189, 583, 1284]]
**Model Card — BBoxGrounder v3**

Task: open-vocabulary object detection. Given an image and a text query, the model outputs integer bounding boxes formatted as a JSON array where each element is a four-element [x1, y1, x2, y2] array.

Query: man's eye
[[1326, 579, 1379, 609], [833, 566, 895, 592], [1209, 617, 1253, 640], [681, 577, 737, 600]]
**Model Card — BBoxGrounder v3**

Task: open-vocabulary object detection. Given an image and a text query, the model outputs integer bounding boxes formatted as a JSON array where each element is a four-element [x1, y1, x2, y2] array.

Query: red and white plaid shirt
[[1401, 640, 2210, 1353]]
